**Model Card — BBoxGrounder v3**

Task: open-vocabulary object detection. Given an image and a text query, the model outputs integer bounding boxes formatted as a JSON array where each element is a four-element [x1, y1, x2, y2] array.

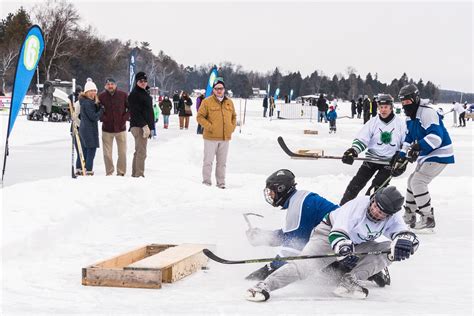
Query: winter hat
[[212, 77, 225, 88], [135, 72, 147, 82], [329, 105, 334, 110], [84, 78, 98, 92], [105, 77, 116, 84]]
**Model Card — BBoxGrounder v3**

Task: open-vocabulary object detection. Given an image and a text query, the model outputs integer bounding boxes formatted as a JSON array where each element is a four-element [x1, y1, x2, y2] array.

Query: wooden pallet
[[82, 243, 211, 289], [303, 129, 318, 135]]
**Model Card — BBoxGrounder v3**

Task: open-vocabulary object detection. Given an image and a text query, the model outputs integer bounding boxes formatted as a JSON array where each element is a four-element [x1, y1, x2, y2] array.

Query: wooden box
[[82, 243, 211, 289]]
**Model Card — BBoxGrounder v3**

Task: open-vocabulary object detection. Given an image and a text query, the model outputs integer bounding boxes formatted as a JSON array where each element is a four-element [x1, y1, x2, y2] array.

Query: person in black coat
[[316, 94, 328, 123], [172, 91, 180, 114], [128, 71, 154, 177], [362, 95, 371, 124], [177, 91, 193, 129], [262, 96, 268, 117], [356, 97, 363, 118], [351, 99, 357, 118], [371, 96, 378, 117]]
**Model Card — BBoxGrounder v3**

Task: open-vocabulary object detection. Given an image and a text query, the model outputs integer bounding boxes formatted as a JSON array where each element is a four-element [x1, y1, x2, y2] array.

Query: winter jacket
[[327, 110, 337, 121], [262, 97, 268, 108], [99, 89, 129, 133], [178, 96, 193, 117], [79, 97, 104, 148], [159, 99, 173, 115], [351, 100, 357, 114], [363, 98, 371, 113], [196, 96, 204, 111], [197, 95, 237, 141], [128, 85, 154, 130], [316, 97, 327, 111], [357, 99, 363, 113]]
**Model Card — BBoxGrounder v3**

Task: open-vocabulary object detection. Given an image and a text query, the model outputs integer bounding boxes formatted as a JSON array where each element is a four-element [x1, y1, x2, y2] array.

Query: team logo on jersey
[[377, 128, 396, 146], [357, 224, 384, 241]]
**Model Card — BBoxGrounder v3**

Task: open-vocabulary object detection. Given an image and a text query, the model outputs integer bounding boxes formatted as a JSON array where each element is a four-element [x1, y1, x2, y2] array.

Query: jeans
[[83, 147, 97, 172], [163, 115, 170, 126]]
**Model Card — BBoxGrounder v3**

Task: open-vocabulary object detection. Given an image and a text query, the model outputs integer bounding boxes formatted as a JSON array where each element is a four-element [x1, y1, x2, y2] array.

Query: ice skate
[[333, 273, 368, 299]]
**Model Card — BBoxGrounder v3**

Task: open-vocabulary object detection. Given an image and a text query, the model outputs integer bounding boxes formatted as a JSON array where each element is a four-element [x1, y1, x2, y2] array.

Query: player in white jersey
[[340, 94, 407, 205], [245, 186, 419, 302]]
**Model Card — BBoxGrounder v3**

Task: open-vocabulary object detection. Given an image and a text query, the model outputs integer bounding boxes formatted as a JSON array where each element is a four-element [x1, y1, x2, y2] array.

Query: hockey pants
[[340, 162, 391, 205], [405, 162, 447, 215], [264, 224, 392, 292]]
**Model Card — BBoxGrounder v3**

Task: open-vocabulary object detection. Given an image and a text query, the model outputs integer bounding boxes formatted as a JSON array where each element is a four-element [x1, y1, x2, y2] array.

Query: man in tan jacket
[[197, 77, 237, 189]]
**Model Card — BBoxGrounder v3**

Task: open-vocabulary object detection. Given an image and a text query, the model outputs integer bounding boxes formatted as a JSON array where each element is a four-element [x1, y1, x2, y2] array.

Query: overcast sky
[[2, 0, 473, 92]]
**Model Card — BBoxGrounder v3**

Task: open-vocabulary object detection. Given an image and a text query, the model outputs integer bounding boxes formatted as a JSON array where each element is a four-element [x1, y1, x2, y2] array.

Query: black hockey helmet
[[398, 84, 420, 105], [377, 94, 394, 106], [374, 186, 404, 215], [264, 169, 297, 207]]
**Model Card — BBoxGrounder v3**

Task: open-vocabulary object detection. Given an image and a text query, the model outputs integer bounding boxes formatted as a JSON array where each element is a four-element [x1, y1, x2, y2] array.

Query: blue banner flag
[[205, 66, 218, 98], [274, 88, 280, 101], [129, 47, 138, 92], [2, 25, 44, 182], [290, 89, 294, 101], [267, 83, 270, 96]]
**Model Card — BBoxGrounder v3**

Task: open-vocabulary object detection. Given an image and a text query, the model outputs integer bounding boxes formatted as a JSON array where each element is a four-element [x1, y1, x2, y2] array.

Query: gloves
[[334, 239, 359, 269], [390, 151, 407, 177], [389, 232, 419, 261], [142, 125, 151, 139], [407, 143, 420, 163], [246, 228, 277, 247], [342, 148, 358, 165]]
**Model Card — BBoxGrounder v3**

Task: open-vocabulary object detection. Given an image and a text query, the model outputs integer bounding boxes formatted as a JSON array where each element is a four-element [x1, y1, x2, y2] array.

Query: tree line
[[1, 0, 468, 103]]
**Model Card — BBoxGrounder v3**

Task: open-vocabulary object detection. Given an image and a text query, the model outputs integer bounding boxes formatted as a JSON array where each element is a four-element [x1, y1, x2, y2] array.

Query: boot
[[333, 273, 368, 299]]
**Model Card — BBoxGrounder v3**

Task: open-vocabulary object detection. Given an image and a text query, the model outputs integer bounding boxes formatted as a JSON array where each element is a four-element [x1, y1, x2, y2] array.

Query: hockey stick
[[242, 212, 264, 229], [203, 248, 390, 265], [277, 136, 390, 165]]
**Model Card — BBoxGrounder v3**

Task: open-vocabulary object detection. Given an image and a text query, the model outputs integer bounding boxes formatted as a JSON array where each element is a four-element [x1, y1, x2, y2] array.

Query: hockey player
[[391, 84, 454, 231], [245, 186, 419, 302], [340, 94, 406, 205], [245, 169, 339, 280]]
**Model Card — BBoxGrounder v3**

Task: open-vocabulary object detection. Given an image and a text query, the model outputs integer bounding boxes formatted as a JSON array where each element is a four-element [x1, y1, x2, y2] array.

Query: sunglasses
[[214, 87, 225, 91], [138, 79, 147, 83]]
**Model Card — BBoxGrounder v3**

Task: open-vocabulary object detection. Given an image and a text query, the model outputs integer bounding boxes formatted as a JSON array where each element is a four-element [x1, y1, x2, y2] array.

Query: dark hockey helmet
[[264, 169, 297, 207], [398, 84, 420, 105], [377, 94, 394, 106], [367, 186, 404, 222]]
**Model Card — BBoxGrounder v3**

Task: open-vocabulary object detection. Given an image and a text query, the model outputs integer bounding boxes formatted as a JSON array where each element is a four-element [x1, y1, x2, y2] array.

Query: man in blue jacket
[[245, 169, 339, 280], [391, 84, 454, 231]]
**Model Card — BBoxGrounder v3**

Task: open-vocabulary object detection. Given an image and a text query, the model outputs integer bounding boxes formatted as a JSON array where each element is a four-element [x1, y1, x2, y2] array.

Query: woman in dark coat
[[159, 95, 173, 129], [78, 79, 104, 175], [178, 91, 193, 129]]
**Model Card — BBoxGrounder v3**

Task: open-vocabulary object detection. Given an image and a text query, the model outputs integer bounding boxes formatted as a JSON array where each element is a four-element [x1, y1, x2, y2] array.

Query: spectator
[[196, 93, 205, 134], [351, 99, 357, 118], [371, 96, 378, 117], [98, 77, 129, 176], [316, 94, 328, 123], [269, 96, 275, 117], [197, 77, 237, 189], [327, 105, 337, 133], [78, 79, 104, 176], [262, 95, 268, 117], [172, 91, 180, 114], [159, 95, 172, 129], [128, 71, 154, 178], [363, 95, 371, 124], [356, 97, 363, 118], [178, 91, 193, 129]]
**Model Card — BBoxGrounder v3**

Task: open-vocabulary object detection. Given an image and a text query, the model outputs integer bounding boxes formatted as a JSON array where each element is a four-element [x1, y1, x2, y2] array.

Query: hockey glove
[[389, 232, 419, 261], [390, 151, 407, 177], [342, 148, 358, 165], [407, 143, 421, 163], [334, 239, 359, 270]]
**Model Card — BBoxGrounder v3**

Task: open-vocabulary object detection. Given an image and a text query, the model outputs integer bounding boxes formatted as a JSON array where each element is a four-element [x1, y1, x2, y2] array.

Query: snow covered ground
[[1, 99, 472, 315]]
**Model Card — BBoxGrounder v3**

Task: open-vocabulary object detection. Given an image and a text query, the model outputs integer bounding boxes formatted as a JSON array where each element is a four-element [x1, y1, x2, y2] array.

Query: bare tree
[[33, 0, 79, 80], [0, 47, 18, 92]]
